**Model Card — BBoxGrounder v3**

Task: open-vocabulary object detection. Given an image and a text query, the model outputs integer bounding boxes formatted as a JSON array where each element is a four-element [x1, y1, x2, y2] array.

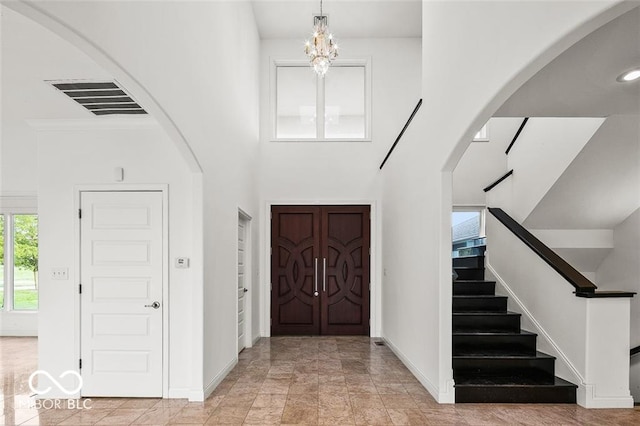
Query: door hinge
[[79, 359, 82, 369], [270, 318, 272, 326], [270, 283, 272, 291], [78, 209, 82, 219], [79, 284, 82, 294]]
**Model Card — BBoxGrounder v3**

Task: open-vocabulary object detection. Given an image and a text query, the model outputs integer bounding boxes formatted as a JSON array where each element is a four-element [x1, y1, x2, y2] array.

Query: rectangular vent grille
[[49, 80, 147, 116], [374, 341, 385, 346]]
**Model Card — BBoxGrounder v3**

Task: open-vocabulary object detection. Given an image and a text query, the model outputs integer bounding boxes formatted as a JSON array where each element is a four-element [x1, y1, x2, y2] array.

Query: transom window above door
[[271, 59, 371, 141]]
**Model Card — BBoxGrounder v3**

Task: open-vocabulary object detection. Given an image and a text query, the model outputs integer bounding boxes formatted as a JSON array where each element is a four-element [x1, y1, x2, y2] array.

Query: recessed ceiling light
[[617, 68, 640, 82]]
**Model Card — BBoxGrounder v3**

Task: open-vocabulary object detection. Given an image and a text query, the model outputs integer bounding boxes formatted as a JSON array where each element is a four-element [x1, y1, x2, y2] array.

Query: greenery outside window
[[0, 213, 38, 311], [271, 59, 372, 141]]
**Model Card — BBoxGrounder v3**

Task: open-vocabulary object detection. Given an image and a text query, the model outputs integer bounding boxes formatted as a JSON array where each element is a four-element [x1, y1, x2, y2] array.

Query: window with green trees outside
[[0, 213, 38, 311]]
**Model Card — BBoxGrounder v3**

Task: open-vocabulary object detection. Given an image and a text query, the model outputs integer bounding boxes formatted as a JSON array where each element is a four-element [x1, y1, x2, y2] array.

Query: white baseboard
[[382, 337, 453, 403], [202, 357, 238, 402], [167, 388, 194, 401], [578, 383, 634, 408], [0, 329, 38, 336]]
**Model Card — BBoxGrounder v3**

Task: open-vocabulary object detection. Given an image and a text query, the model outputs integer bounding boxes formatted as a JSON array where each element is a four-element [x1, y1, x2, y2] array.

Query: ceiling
[[496, 6, 640, 117], [250, 0, 421, 39]]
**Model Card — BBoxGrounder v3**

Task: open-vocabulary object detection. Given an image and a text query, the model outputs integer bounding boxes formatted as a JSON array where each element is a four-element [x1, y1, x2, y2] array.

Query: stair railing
[[505, 117, 529, 155], [632, 346, 640, 357], [379, 99, 422, 170], [488, 207, 635, 298]]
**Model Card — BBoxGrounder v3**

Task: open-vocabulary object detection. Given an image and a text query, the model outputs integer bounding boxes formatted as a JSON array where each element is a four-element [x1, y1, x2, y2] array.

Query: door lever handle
[[314, 258, 319, 296], [323, 258, 326, 292], [145, 301, 161, 309]]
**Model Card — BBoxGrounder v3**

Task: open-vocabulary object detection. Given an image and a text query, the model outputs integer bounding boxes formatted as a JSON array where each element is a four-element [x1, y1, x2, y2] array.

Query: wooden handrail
[[488, 207, 597, 293], [379, 99, 422, 170], [505, 117, 529, 155], [632, 346, 640, 357], [483, 170, 513, 192]]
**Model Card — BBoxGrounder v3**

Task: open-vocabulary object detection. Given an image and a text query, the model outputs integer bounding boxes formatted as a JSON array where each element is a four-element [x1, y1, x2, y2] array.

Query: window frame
[[0, 203, 39, 312], [270, 58, 372, 142]]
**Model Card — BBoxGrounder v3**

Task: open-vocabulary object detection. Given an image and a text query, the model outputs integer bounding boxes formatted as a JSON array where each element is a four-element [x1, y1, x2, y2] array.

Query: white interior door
[[238, 215, 247, 353], [80, 191, 163, 397]]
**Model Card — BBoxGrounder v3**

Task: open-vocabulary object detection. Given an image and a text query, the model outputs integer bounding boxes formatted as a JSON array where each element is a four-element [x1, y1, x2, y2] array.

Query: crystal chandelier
[[304, 0, 338, 77]]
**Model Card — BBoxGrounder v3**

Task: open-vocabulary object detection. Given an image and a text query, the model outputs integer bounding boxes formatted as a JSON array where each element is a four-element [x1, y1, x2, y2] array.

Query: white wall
[[381, 0, 631, 403], [596, 207, 640, 402], [453, 118, 520, 206], [0, 5, 112, 196], [597, 207, 640, 341], [7, 1, 262, 400], [34, 120, 197, 399], [488, 118, 605, 222], [258, 38, 422, 337]]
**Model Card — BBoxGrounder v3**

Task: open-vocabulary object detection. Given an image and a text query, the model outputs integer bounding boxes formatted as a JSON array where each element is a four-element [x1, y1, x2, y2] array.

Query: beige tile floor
[[1, 336, 639, 425]]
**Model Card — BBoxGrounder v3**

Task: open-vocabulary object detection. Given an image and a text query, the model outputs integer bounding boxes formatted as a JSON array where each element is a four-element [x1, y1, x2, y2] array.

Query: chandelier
[[304, 0, 339, 77]]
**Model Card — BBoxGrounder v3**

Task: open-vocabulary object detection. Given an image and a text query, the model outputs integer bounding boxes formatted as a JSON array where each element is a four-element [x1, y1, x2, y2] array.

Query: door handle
[[323, 258, 326, 292], [145, 301, 161, 309], [243, 288, 248, 293], [314, 258, 319, 296]]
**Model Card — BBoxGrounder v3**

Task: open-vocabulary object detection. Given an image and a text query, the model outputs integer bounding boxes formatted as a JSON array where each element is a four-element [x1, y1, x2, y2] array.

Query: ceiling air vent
[[48, 80, 147, 116]]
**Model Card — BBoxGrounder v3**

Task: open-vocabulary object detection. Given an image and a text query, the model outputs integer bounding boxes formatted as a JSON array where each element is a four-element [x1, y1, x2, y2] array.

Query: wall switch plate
[[175, 257, 190, 269], [51, 267, 69, 280]]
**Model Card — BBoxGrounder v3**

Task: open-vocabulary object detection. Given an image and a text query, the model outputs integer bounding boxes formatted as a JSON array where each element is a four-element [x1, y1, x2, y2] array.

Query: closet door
[[271, 206, 321, 335], [320, 206, 370, 335]]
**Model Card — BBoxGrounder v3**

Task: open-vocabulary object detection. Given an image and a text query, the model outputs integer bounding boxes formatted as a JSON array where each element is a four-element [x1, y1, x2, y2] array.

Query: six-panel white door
[[80, 191, 163, 397]]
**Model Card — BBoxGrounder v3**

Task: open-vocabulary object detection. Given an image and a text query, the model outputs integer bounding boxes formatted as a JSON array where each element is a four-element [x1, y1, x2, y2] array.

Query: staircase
[[452, 247, 577, 403]]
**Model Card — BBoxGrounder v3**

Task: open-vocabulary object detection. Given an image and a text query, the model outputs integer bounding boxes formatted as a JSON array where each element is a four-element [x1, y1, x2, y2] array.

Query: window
[[0, 212, 38, 311], [272, 59, 371, 141], [452, 208, 486, 258], [473, 123, 489, 142]]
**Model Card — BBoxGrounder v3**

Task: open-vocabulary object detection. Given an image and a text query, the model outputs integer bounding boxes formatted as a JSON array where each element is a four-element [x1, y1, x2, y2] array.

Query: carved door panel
[[271, 205, 370, 336], [320, 206, 370, 335]]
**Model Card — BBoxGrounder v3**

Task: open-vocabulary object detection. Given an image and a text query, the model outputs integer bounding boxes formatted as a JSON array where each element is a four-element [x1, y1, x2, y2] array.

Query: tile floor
[[1, 336, 639, 425]]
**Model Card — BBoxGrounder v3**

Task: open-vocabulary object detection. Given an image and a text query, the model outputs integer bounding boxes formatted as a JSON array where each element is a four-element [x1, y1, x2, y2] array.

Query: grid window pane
[[276, 67, 317, 138], [324, 66, 365, 138], [13, 215, 38, 310], [0, 215, 4, 308]]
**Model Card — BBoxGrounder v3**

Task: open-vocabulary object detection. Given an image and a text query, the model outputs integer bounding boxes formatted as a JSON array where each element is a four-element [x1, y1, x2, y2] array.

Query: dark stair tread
[[453, 351, 555, 361], [455, 375, 576, 387], [453, 295, 506, 299], [454, 280, 495, 284], [453, 331, 537, 336], [453, 311, 520, 316], [453, 266, 485, 270], [453, 348, 537, 357], [453, 254, 485, 259]]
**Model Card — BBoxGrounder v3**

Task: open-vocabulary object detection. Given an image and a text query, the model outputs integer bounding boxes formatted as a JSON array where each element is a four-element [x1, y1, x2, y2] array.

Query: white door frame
[[238, 208, 253, 352], [75, 184, 169, 398], [262, 199, 380, 338]]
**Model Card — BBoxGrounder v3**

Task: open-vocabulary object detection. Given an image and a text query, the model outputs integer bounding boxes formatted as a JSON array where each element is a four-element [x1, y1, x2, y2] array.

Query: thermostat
[[175, 257, 190, 269]]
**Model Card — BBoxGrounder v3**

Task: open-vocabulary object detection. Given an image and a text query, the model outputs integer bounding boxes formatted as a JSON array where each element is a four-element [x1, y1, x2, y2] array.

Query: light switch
[[51, 267, 69, 280]]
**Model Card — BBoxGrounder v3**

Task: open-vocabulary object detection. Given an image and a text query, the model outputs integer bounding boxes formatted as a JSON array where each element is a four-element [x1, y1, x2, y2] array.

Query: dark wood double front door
[[271, 205, 370, 335]]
